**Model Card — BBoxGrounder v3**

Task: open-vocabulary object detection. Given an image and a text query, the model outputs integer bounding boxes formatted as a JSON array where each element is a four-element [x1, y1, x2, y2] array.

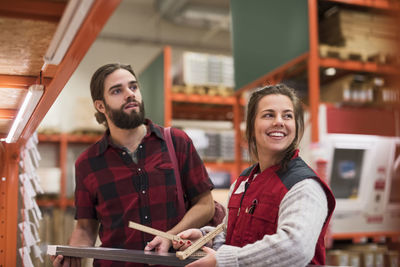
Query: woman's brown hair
[[245, 83, 304, 170]]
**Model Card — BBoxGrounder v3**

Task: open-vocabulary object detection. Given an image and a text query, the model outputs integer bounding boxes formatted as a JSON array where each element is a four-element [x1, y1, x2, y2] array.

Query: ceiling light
[[5, 85, 44, 144], [324, 67, 336, 76]]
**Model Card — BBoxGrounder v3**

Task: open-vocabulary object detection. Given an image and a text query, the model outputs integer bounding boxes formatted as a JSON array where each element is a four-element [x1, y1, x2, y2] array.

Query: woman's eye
[[284, 114, 293, 119]]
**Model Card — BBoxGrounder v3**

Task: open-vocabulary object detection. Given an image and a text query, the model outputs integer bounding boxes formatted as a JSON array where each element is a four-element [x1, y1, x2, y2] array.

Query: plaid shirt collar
[[96, 119, 165, 156]]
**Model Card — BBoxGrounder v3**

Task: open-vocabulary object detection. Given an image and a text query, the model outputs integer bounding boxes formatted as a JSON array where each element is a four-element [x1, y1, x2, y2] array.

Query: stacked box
[[220, 130, 235, 161], [327, 250, 350, 266], [221, 56, 235, 88], [182, 52, 235, 87], [208, 54, 223, 85], [208, 171, 231, 189], [204, 132, 221, 160], [319, 7, 399, 63], [183, 52, 208, 86], [330, 244, 394, 267]]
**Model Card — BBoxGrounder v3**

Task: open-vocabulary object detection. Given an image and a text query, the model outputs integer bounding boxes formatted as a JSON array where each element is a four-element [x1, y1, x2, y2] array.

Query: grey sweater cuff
[[215, 245, 240, 267]]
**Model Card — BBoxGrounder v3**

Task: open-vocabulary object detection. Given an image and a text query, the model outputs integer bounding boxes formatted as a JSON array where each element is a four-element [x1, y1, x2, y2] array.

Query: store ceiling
[[0, 0, 66, 139], [0, 0, 230, 142], [0, 0, 120, 142]]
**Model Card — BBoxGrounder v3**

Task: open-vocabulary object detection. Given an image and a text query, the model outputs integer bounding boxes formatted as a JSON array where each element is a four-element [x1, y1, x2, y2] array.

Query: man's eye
[[112, 89, 121, 94], [130, 85, 138, 90], [262, 113, 273, 118]]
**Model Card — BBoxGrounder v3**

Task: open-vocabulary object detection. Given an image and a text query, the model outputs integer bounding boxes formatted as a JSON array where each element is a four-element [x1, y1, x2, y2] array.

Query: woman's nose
[[273, 115, 284, 126]]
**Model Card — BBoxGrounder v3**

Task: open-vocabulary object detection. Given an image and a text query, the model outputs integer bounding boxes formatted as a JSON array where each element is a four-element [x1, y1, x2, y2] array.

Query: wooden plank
[[47, 245, 196, 266], [0, 109, 17, 120], [0, 0, 66, 22], [128, 221, 183, 242], [176, 223, 225, 260]]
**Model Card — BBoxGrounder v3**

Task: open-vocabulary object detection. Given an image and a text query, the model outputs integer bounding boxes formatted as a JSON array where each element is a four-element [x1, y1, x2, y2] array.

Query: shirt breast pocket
[[151, 162, 179, 203], [246, 201, 279, 242]]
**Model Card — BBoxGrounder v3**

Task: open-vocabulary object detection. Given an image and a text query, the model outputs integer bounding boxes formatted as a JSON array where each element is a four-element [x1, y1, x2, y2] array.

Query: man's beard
[[104, 100, 145, 129]]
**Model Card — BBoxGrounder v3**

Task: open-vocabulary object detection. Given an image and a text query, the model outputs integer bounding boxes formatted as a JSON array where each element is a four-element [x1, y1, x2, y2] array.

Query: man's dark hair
[[90, 63, 137, 126]]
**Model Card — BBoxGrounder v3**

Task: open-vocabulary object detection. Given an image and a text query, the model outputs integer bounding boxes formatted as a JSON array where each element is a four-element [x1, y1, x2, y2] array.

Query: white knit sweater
[[203, 178, 328, 267]]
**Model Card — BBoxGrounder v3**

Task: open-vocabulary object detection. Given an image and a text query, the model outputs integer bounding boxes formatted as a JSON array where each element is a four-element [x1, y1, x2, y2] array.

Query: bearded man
[[51, 63, 215, 267]]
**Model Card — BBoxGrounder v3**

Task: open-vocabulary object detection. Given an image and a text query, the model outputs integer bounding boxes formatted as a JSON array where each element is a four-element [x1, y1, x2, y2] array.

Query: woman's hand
[[172, 229, 203, 251], [186, 246, 216, 267]]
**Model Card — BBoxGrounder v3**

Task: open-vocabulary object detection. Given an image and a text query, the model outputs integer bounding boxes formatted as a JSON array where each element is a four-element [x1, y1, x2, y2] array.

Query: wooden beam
[[18, 0, 122, 146], [0, 75, 52, 89], [236, 53, 309, 94], [0, 0, 66, 22], [322, 0, 399, 10], [0, 109, 17, 120]]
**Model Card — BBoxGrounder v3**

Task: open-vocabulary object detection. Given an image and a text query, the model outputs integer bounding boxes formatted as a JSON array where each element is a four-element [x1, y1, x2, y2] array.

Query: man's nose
[[124, 87, 135, 100]]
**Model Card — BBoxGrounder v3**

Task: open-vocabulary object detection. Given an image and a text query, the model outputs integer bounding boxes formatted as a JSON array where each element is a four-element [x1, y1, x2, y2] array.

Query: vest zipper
[[237, 182, 249, 216]]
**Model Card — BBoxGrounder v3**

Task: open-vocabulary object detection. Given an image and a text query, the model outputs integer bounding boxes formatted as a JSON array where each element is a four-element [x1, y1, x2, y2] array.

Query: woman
[[173, 84, 335, 267]]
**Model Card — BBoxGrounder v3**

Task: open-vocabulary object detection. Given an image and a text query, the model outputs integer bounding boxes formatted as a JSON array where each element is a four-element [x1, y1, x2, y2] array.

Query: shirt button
[[142, 190, 146, 194], [144, 216, 148, 219], [138, 168, 141, 172], [122, 152, 126, 155], [139, 145, 142, 149]]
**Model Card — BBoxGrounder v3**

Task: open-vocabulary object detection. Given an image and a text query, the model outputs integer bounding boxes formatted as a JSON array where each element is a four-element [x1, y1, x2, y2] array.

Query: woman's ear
[[94, 100, 105, 113]]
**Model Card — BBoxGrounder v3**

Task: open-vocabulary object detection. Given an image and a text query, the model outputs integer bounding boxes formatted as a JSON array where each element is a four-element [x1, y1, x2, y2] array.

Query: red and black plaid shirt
[[74, 119, 213, 266]]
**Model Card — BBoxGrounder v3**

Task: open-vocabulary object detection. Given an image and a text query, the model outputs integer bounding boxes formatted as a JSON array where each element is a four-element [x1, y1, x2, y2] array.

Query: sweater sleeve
[[215, 179, 328, 267], [200, 181, 237, 250]]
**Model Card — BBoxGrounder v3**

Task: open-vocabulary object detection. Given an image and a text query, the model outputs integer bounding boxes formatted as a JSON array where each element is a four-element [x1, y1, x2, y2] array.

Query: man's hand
[[186, 246, 217, 267], [144, 236, 172, 253], [50, 255, 81, 267]]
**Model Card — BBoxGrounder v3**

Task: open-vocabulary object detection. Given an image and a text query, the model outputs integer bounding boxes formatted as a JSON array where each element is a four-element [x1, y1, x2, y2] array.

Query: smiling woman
[[246, 84, 305, 172], [173, 84, 336, 267], [253, 93, 296, 171]]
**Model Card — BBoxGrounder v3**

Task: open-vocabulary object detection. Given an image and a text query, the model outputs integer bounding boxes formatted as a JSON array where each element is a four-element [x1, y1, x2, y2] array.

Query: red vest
[[225, 153, 335, 265]]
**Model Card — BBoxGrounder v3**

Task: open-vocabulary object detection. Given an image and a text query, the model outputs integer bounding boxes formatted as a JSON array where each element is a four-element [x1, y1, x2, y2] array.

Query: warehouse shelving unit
[[233, 0, 400, 242], [0, 1, 121, 266], [163, 47, 249, 181], [34, 47, 247, 211], [35, 133, 102, 209]]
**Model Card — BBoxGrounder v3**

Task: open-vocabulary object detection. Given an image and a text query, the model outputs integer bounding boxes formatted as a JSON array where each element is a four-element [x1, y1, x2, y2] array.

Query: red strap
[[164, 127, 186, 216]]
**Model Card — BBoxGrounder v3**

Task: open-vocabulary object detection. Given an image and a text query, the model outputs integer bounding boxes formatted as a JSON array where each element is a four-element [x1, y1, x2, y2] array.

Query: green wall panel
[[230, 0, 309, 90], [138, 51, 165, 126]]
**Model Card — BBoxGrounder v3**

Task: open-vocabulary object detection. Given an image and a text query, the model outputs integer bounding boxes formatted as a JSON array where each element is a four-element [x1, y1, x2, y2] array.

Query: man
[[51, 63, 215, 267]]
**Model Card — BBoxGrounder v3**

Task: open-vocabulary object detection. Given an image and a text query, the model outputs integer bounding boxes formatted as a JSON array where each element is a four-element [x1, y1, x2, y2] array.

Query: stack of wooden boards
[[319, 6, 399, 64]]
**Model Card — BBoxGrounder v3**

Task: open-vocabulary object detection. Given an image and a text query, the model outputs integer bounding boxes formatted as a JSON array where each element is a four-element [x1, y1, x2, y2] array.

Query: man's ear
[[94, 100, 105, 113]]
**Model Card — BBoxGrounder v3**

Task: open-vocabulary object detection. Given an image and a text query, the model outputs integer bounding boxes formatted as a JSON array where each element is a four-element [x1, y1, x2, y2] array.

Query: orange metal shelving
[[332, 231, 400, 243], [233, 0, 400, 244], [0, 143, 20, 267], [0, 1, 121, 265], [163, 46, 249, 182], [171, 93, 237, 105], [37, 133, 102, 209], [324, 0, 400, 10], [319, 57, 400, 75]]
